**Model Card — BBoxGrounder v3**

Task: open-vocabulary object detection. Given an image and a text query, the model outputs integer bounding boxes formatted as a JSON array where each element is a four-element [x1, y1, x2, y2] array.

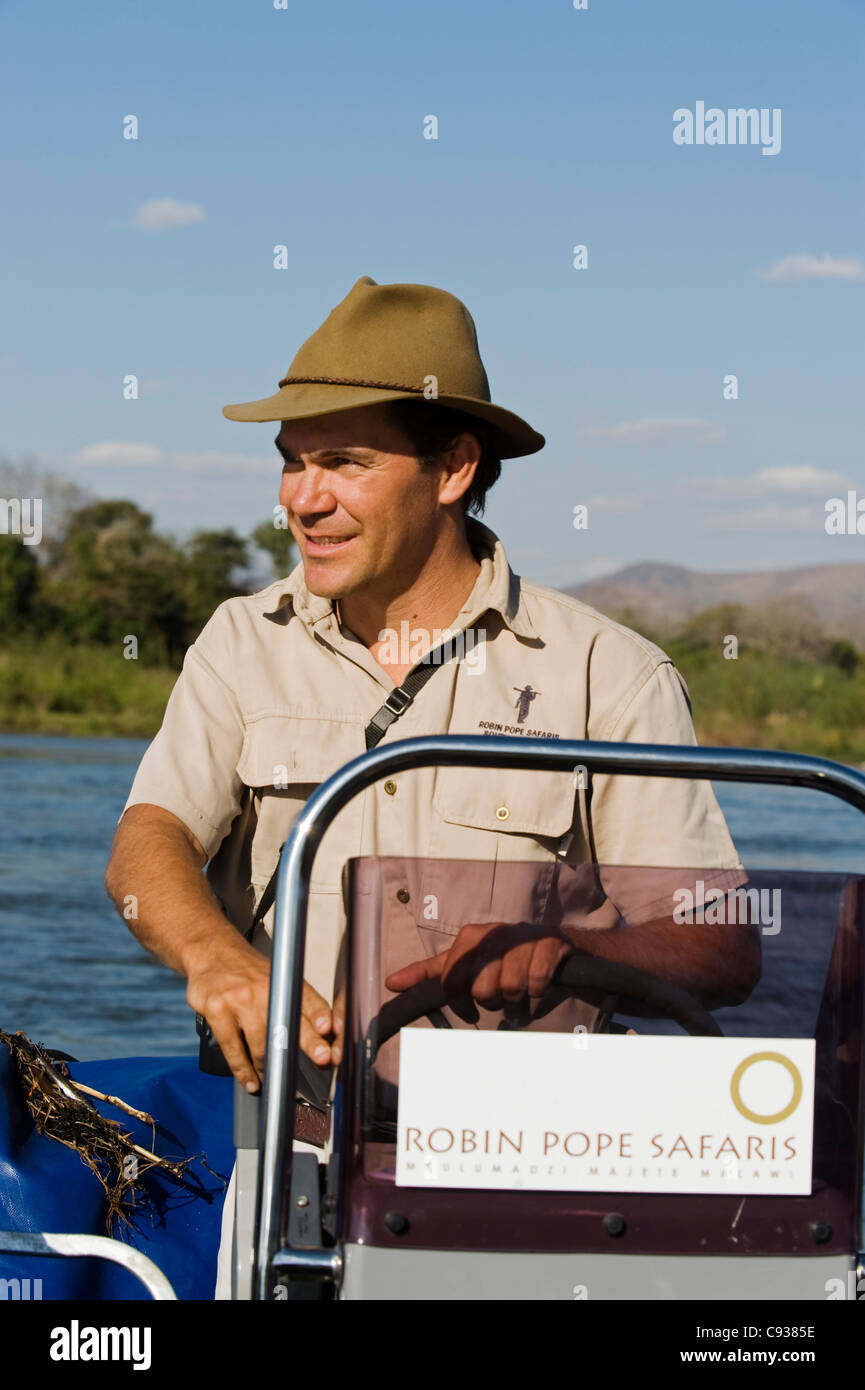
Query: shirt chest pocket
[[421, 765, 579, 935], [237, 713, 367, 893]]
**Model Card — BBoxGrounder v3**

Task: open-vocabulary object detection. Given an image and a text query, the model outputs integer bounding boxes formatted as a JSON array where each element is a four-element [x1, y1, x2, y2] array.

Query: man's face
[[276, 405, 448, 602]]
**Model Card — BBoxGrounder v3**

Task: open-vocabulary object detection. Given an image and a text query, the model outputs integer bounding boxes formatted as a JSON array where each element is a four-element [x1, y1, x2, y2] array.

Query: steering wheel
[[366, 950, 722, 1062]]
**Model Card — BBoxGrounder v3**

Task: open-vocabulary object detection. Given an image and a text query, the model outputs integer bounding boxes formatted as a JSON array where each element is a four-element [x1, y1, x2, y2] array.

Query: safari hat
[[222, 275, 544, 459]]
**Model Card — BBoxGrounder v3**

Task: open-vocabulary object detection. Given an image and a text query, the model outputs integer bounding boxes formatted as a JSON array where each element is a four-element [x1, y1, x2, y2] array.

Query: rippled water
[[0, 734, 191, 1060], [1, 733, 864, 1060]]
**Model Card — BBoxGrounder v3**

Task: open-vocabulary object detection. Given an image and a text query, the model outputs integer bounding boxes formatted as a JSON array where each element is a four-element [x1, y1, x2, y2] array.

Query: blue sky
[[1, 0, 862, 587]]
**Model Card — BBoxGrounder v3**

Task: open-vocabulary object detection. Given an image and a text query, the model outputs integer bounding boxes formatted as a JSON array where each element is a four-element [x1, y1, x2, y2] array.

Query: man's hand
[[186, 940, 338, 1092], [106, 806, 343, 1092], [385, 921, 574, 1016]]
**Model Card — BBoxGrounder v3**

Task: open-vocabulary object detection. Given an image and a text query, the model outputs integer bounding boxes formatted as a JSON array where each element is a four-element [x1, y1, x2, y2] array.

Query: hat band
[[278, 373, 428, 394]]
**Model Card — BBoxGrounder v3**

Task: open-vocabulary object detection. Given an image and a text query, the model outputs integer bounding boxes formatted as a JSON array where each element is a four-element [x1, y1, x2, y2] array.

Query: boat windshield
[[337, 857, 865, 1258]]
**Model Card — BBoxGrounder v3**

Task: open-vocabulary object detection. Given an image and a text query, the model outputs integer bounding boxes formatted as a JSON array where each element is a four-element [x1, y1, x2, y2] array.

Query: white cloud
[[68, 444, 275, 475], [753, 465, 847, 493], [697, 504, 820, 532], [575, 418, 725, 446], [133, 198, 206, 231], [758, 252, 865, 284], [676, 466, 850, 502], [71, 441, 166, 466]]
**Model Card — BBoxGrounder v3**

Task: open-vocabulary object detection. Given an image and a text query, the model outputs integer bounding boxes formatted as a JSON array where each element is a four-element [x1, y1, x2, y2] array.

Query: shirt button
[[396, 888, 410, 904], [495, 806, 510, 821], [383, 780, 397, 796]]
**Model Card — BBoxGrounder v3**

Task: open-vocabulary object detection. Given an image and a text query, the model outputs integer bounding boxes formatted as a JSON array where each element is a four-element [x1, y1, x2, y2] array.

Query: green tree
[[183, 529, 250, 640], [43, 499, 189, 662], [0, 536, 39, 634], [827, 638, 860, 676], [251, 517, 298, 579], [678, 603, 748, 653]]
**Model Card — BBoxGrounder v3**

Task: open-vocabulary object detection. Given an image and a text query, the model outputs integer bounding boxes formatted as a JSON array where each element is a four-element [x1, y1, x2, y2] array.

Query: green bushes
[[0, 495, 299, 737], [666, 642, 865, 763], [1, 498, 862, 759], [0, 500, 298, 665], [0, 641, 177, 736]]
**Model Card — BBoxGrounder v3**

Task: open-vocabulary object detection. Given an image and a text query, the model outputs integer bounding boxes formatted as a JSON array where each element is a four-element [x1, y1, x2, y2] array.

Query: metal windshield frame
[[254, 735, 865, 1299]]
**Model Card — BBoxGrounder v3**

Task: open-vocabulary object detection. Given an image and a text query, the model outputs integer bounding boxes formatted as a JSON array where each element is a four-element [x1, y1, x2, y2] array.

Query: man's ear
[[437, 432, 482, 506]]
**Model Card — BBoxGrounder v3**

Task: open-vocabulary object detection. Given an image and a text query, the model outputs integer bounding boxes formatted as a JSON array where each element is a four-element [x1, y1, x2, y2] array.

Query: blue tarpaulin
[[0, 1048, 233, 1300]]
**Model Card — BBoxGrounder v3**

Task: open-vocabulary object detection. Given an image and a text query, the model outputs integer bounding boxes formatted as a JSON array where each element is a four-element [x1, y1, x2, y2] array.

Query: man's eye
[[327, 457, 368, 474], [280, 456, 364, 472]]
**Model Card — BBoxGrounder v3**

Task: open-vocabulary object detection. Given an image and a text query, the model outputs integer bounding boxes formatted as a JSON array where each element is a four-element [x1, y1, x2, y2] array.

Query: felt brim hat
[[222, 276, 544, 459]]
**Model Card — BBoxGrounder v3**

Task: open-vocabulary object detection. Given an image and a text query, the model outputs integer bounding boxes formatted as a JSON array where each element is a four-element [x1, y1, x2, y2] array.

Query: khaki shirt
[[124, 521, 743, 1007]]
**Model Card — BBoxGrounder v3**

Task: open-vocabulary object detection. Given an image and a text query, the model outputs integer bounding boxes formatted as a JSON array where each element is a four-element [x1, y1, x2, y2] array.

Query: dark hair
[[383, 398, 502, 516]]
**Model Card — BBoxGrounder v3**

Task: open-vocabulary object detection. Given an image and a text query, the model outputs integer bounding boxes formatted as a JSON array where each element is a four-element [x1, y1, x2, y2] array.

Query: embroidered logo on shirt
[[513, 684, 539, 724], [476, 686, 560, 739]]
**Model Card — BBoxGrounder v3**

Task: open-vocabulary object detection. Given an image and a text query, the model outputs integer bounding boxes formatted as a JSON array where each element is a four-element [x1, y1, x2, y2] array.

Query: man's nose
[[282, 465, 335, 515]]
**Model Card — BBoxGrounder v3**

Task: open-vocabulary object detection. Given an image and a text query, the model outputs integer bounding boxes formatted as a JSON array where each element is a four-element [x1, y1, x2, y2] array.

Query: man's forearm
[[105, 804, 337, 1086], [105, 804, 239, 977], [562, 909, 761, 1012]]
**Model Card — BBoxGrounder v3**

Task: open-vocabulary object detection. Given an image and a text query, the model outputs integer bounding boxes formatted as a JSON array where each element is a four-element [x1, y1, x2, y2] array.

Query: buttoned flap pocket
[[431, 764, 577, 840], [238, 712, 367, 892], [415, 856, 560, 938], [238, 711, 366, 789], [423, 768, 578, 936]]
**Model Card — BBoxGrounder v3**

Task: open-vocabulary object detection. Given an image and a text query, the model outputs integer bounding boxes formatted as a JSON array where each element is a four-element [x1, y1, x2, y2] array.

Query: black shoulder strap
[[250, 648, 448, 932], [364, 651, 444, 749]]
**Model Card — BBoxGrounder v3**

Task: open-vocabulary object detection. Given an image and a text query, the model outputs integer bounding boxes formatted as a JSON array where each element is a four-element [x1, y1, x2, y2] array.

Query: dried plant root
[[68, 1081, 155, 1128], [0, 1028, 216, 1233]]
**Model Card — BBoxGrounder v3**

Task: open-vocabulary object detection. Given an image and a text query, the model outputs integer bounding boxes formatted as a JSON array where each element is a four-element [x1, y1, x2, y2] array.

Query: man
[[105, 275, 757, 1288]]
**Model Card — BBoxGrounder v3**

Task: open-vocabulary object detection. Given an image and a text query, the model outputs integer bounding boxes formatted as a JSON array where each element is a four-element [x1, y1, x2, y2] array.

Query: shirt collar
[[262, 518, 536, 640], [458, 519, 536, 639]]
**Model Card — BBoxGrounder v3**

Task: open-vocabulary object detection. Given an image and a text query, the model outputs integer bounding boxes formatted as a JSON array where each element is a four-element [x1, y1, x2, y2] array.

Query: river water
[[1, 733, 864, 1060]]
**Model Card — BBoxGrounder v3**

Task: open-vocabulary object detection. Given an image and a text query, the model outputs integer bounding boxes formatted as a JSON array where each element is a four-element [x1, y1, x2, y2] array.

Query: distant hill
[[568, 561, 865, 644]]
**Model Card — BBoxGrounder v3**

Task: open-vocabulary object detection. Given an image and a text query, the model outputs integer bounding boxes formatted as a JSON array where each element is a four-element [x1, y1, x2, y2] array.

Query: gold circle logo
[[730, 1051, 803, 1125]]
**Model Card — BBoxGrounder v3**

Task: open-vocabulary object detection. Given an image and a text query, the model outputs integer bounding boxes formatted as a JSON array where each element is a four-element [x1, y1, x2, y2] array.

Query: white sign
[[396, 1031, 815, 1195]]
